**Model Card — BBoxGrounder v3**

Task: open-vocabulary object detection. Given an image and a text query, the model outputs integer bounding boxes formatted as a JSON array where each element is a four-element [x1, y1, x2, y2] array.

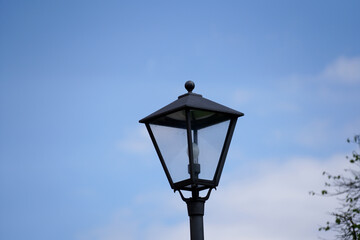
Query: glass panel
[[150, 124, 189, 183], [194, 120, 230, 181]]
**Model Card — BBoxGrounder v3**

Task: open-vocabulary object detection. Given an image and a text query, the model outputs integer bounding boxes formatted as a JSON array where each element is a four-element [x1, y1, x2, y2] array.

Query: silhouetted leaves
[[314, 135, 360, 240]]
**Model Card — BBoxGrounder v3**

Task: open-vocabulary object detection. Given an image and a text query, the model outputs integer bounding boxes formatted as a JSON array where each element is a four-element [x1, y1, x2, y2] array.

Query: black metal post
[[186, 191, 205, 240]]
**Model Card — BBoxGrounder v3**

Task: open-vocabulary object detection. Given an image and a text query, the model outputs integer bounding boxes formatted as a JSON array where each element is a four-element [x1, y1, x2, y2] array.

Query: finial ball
[[185, 81, 195, 93]]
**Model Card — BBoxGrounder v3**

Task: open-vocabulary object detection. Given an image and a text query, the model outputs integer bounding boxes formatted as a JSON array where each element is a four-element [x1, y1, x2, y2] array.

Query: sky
[[0, 0, 360, 239]]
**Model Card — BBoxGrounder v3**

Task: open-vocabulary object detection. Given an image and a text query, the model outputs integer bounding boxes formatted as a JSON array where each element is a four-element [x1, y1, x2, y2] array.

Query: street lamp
[[139, 81, 244, 240]]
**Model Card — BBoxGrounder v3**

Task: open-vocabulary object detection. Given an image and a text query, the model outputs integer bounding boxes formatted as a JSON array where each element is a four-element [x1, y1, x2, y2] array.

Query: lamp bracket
[[177, 188, 214, 202]]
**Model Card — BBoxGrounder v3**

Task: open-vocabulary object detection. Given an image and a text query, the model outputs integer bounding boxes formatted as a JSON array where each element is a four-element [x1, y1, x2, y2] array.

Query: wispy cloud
[[230, 56, 360, 150], [205, 155, 343, 240], [80, 154, 347, 240], [322, 56, 360, 84], [117, 126, 153, 156], [295, 119, 331, 147], [76, 208, 138, 240]]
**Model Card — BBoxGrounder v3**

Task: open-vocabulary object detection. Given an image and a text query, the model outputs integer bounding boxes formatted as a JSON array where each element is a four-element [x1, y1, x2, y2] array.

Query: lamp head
[[139, 81, 244, 191]]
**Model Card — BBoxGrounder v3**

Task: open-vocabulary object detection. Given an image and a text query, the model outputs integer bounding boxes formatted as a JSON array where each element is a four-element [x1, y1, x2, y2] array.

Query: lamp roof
[[139, 81, 244, 124]]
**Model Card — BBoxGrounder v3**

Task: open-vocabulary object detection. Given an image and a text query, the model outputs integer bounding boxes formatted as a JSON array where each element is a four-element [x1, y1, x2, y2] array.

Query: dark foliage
[[311, 135, 360, 240]]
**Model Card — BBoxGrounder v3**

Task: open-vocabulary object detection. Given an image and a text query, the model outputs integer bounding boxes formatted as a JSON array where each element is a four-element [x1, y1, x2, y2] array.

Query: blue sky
[[1, 1, 359, 239]]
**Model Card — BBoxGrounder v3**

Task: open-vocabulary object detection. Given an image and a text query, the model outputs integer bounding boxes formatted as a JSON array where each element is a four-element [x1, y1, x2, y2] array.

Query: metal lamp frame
[[140, 81, 244, 240]]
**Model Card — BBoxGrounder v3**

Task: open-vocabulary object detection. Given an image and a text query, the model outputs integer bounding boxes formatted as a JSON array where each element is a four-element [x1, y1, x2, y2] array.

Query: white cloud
[[117, 126, 153, 155], [322, 56, 360, 84], [76, 208, 138, 240], [229, 56, 360, 150], [145, 223, 188, 240], [205, 156, 344, 240], [295, 119, 331, 147], [80, 154, 350, 240], [231, 86, 301, 117]]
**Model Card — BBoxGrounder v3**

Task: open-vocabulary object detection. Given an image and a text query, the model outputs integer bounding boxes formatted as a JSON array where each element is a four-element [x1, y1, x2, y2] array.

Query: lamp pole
[[187, 190, 205, 240]]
